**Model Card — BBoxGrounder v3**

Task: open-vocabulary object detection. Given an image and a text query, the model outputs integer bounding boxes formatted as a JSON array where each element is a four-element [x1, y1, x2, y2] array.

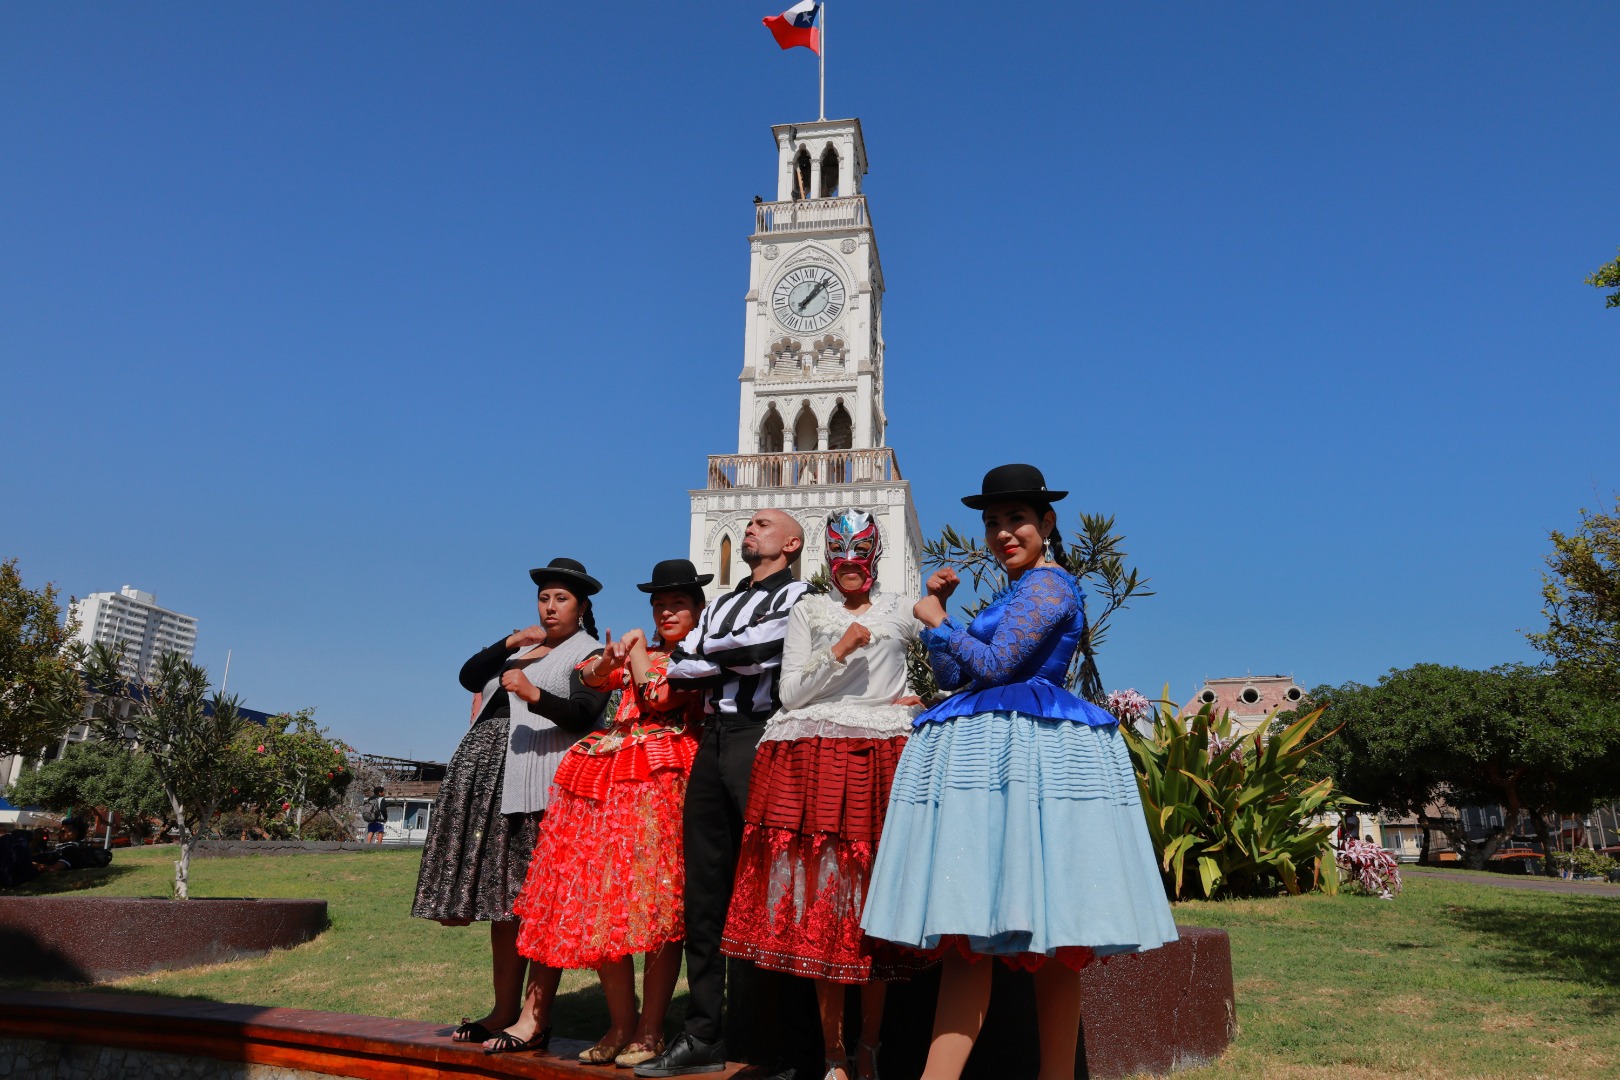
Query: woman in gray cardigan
[[412, 558, 608, 1046]]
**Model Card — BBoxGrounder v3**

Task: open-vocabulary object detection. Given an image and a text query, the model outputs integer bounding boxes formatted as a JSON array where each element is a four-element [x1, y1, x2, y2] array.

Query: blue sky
[[3, 3, 1615, 761]]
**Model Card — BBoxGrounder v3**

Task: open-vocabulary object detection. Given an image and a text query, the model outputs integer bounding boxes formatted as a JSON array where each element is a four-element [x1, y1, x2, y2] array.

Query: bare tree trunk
[[1529, 810, 1557, 877], [1418, 825, 1432, 866], [1477, 829, 1509, 867], [1473, 825, 1509, 869], [170, 795, 190, 900]]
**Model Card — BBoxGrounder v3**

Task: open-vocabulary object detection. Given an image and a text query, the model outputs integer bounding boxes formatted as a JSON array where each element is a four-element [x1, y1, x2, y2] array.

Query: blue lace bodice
[[915, 567, 1115, 727]]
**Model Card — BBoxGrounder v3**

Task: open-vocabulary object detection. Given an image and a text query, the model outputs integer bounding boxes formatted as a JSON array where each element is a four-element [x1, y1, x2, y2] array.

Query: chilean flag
[[764, 1, 820, 55]]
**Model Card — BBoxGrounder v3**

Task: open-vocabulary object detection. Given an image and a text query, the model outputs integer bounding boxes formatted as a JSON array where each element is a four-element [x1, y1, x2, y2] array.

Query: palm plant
[[1120, 695, 1350, 899], [83, 640, 133, 739]]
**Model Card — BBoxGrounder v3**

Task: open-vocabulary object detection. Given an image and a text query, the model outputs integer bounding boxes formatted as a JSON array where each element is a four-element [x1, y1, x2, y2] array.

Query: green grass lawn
[[6, 846, 1619, 1078]]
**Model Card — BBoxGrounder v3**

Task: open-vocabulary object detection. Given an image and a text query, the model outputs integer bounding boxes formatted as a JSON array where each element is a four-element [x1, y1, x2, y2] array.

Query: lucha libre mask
[[825, 509, 883, 595]]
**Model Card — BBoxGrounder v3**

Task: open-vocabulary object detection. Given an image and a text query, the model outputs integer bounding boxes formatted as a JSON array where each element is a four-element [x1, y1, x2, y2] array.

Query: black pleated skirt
[[410, 712, 540, 922]]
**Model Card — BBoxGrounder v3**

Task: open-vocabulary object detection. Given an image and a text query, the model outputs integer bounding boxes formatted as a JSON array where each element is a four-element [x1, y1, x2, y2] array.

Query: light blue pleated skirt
[[859, 710, 1178, 959]]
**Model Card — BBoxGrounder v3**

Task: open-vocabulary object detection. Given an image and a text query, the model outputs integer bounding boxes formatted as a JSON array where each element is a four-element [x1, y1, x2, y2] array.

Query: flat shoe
[[452, 1019, 491, 1044], [615, 1037, 665, 1067], [483, 1026, 553, 1055], [580, 1037, 629, 1065]]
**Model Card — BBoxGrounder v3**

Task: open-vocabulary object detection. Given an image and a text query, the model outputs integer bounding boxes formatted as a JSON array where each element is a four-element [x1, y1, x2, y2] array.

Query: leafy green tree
[[1587, 248, 1620, 309], [122, 652, 246, 898], [236, 710, 353, 838], [83, 641, 132, 721], [1528, 498, 1620, 695], [921, 512, 1152, 701], [6, 738, 169, 829], [0, 559, 85, 761], [1301, 664, 1620, 873]]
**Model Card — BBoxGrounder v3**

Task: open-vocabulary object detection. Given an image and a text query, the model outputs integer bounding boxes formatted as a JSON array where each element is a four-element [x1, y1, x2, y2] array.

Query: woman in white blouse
[[721, 509, 922, 1080]]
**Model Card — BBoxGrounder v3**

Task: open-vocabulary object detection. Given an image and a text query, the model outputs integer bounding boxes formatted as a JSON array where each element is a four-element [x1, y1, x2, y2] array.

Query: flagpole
[[818, 2, 826, 121]]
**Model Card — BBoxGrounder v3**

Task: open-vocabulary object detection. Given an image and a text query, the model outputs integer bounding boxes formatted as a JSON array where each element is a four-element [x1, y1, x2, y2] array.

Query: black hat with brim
[[637, 558, 714, 594], [961, 463, 1069, 510], [528, 557, 603, 596]]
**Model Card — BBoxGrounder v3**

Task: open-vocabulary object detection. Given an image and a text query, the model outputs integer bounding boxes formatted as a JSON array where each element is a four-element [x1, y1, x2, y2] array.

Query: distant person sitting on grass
[[363, 787, 387, 844], [35, 820, 113, 873]]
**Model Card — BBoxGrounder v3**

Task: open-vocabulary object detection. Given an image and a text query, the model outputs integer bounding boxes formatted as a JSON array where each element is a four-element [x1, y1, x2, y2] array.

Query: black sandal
[[483, 1026, 552, 1055], [452, 1019, 492, 1044]]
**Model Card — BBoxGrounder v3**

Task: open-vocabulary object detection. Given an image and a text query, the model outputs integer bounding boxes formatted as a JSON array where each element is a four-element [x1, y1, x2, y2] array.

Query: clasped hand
[[507, 624, 549, 649], [913, 568, 959, 629], [831, 621, 872, 662], [499, 667, 541, 703]]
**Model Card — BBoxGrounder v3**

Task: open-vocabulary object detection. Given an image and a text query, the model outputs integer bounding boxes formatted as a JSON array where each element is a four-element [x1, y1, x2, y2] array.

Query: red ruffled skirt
[[925, 934, 1097, 973], [722, 734, 922, 983], [514, 729, 697, 968]]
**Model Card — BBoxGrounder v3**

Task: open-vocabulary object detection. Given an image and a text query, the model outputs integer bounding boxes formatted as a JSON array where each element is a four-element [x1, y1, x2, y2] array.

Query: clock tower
[[688, 117, 922, 598]]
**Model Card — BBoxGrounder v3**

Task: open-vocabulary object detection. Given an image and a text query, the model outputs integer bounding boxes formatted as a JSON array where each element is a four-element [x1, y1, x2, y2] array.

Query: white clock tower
[[688, 117, 922, 598]]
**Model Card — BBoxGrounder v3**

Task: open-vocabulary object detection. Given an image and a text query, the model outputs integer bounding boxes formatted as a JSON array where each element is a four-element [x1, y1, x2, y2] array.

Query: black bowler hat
[[528, 557, 602, 595], [961, 464, 1069, 510], [637, 559, 714, 594]]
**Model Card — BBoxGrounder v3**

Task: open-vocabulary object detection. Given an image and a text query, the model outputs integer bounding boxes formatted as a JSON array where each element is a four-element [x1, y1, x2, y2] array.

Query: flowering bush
[[1105, 688, 1152, 724], [232, 709, 352, 839], [1336, 837, 1402, 899]]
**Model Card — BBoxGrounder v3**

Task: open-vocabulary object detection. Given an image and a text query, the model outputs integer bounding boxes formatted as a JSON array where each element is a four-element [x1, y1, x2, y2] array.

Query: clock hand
[[796, 280, 828, 312]]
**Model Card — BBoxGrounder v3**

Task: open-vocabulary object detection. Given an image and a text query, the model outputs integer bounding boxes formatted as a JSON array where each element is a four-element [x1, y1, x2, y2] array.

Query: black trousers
[[682, 719, 764, 1043], [681, 719, 817, 1070]]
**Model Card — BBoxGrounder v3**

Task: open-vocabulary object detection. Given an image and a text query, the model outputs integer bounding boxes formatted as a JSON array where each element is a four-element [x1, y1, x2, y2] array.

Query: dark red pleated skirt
[[723, 734, 924, 983]]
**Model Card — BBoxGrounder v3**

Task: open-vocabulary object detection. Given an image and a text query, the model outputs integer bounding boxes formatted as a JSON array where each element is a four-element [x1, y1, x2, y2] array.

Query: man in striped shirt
[[638, 508, 811, 1078]]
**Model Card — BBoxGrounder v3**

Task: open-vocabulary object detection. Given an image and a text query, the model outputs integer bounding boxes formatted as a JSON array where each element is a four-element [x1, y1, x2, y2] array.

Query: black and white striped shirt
[[666, 567, 811, 723]]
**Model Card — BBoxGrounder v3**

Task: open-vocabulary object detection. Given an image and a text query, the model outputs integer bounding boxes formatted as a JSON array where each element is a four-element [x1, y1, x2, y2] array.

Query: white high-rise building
[[69, 586, 198, 682], [688, 117, 922, 596]]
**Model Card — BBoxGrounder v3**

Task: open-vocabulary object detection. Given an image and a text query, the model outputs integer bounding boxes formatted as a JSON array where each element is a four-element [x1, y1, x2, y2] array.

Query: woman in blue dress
[[861, 464, 1177, 1080]]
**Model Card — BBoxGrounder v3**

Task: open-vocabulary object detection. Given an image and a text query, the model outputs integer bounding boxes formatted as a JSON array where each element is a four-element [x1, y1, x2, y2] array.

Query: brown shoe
[[615, 1037, 666, 1068], [580, 1037, 630, 1066]]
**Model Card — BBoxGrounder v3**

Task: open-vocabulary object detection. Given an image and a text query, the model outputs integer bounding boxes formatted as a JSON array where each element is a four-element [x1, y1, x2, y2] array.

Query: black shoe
[[482, 1026, 552, 1055], [633, 1032, 728, 1076], [451, 1019, 491, 1044]]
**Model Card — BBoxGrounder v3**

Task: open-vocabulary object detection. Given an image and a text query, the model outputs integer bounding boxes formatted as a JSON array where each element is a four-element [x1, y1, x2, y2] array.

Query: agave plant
[[1120, 693, 1351, 900]]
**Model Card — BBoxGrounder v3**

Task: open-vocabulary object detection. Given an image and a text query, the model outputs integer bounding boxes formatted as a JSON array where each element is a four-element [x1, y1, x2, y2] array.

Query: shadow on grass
[[1443, 896, 1620, 1011], [0, 865, 142, 896]]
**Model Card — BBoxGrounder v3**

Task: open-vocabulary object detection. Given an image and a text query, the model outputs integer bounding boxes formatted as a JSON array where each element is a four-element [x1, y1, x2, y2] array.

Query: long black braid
[[1033, 502, 1103, 705]]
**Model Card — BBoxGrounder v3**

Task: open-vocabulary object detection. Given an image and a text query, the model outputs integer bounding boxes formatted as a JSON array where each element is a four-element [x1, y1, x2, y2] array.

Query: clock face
[[771, 265, 847, 333]]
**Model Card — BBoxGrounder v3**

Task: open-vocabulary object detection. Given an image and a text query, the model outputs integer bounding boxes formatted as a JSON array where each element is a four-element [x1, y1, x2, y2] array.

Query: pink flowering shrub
[[1105, 688, 1152, 724], [1336, 838, 1402, 899]]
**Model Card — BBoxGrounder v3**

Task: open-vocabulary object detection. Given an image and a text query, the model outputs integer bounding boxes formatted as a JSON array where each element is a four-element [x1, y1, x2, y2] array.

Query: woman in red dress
[[487, 560, 709, 1067]]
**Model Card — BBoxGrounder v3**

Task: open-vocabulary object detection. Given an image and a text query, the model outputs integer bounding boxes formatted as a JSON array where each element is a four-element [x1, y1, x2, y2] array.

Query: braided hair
[[1026, 499, 1067, 569], [1030, 500, 1103, 705]]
